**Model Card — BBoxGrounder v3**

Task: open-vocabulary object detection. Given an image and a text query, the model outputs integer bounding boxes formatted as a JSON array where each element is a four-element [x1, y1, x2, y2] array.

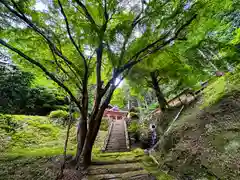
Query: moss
[[202, 71, 240, 108], [142, 156, 174, 180], [0, 157, 57, 180], [150, 71, 240, 179], [48, 110, 69, 119], [202, 76, 226, 108], [92, 148, 144, 162], [93, 130, 108, 151], [0, 114, 106, 158]]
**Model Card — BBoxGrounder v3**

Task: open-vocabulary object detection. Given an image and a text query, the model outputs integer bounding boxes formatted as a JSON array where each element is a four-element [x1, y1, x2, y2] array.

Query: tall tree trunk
[[81, 116, 101, 167], [81, 86, 115, 167], [150, 71, 168, 111], [75, 86, 88, 164], [74, 115, 87, 164], [79, 109, 106, 167]]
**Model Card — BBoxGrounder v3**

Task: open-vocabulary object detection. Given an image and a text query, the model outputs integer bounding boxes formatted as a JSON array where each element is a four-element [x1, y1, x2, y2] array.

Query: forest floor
[[0, 114, 172, 180], [0, 115, 107, 180]]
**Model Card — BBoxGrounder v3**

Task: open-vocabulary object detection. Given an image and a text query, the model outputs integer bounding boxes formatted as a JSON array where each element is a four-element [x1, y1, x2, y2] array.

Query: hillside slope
[[152, 71, 240, 179]]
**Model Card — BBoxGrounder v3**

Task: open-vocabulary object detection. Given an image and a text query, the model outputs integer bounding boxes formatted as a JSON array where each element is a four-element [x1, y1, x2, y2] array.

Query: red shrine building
[[103, 104, 128, 120]]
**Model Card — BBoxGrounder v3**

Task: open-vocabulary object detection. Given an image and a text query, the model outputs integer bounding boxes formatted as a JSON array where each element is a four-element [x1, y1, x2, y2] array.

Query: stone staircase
[[85, 160, 156, 180], [103, 119, 130, 152]]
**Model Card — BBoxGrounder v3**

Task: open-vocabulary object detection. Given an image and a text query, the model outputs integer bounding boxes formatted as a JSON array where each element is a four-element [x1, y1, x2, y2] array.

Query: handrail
[[150, 105, 185, 151], [148, 105, 185, 165], [123, 118, 130, 150], [101, 119, 114, 152]]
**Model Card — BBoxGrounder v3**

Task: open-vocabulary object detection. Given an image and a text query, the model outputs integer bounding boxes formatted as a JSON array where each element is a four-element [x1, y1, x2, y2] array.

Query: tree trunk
[[150, 71, 168, 111], [74, 95, 88, 164], [75, 119, 87, 164], [80, 86, 116, 167], [79, 113, 104, 167], [81, 132, 93, 168], [75, 80, 89, 164]]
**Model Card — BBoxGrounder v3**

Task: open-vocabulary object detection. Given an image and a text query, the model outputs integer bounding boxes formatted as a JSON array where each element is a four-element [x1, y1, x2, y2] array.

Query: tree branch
[[95, 1, 110, 105], [75, 0, 99, 32], [103, 0, 108, 21], [118, 14, 198, 73], [1, 0, 82, 78], [57, 0, 87, 67], [118, 1, 146, 68], [49, 46, 83, 91], [132, 0, 144, 26], [57, 0, 89, 111], [0, 39, 81, 110]]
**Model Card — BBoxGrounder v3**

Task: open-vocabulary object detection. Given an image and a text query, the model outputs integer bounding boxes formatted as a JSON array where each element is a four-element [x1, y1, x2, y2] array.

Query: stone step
[[105, 146, 127, 149], [110, 131, 124, 133], [87, 169, 150, 180], [104, 149, 129, 153], [107, 144, 126, 147], [87, 162, 143, 175], [107, 144, 127, 147], [108, 140, 126, 143], [106, 144, 127, 147], [104, 120, 128, 152], [91, 159, 141, 165], [105, 147, 127, 151], [107, 143, 126, 145]]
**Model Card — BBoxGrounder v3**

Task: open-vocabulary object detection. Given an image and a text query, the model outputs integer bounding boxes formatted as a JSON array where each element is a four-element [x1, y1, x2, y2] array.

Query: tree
[[110, 83, 128, 109], [127, 48, 201, 111], [0, 0, 231, 167]]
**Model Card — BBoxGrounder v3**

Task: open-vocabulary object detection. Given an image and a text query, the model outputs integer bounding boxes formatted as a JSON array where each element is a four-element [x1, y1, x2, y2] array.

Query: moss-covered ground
[[0, 114, 171, 179], [151, 70, 240, 179], [0, 114, 107, 179]]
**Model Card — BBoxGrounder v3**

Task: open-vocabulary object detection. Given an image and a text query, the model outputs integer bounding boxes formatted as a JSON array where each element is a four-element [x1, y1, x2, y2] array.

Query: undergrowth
[[0, 114, 108, 179]]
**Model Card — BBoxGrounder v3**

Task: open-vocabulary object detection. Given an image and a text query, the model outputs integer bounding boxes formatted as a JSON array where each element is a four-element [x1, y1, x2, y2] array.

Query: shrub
[[128, 112, 139, 119], [0, 67, 68, 115], [100, 118, 109, 131], [128, 121, 140, 133], [48, 110, 69, 119]]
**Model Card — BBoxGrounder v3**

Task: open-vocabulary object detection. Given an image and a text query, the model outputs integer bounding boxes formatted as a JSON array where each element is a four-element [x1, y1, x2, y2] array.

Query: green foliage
[[128, 112, 139, 120], [0, 67, 67, 115], [48, 110, 69, 119], [110, 87, 128, 109], [0, 0, 233, 110], [128, 120, 140, 134], [0, 0, 239, 173], [100, 118, 109, 131], [148, 102, 159, 111]]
